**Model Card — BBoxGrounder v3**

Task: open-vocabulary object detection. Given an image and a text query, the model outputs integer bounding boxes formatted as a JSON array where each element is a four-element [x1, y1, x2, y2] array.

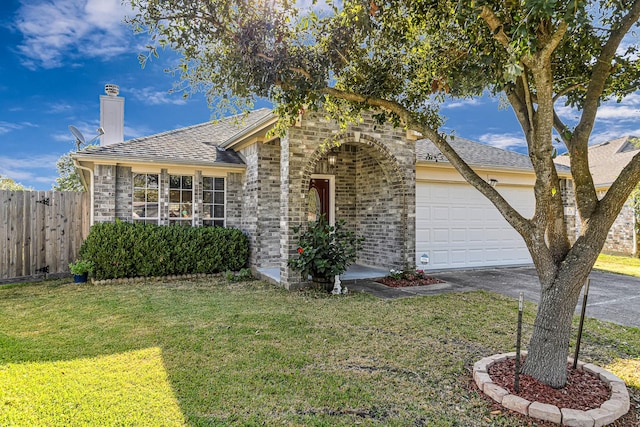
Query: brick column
[[115, 166, 132, 222], [560, 179, 577, 244], [279, 133, 304, 289], [93, 164, 116, 223]]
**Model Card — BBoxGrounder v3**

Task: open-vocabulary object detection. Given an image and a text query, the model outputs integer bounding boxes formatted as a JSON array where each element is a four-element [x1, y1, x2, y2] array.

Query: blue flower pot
[[73, 273, 88, 283]]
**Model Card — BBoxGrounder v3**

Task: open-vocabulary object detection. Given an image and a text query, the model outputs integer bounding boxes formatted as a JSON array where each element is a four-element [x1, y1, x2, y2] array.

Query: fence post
[[515, 292, 524, 393], [573, 277, 590, 369]]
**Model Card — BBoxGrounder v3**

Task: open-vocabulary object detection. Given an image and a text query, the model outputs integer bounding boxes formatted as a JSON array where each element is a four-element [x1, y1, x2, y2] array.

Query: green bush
[[79, 221, 249, 280], [288, 215, 363, 280]]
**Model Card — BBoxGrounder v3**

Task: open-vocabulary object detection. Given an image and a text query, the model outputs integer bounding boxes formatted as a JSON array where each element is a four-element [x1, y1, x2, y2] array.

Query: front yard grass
[[1, 277, 638, 426], [594, 253, 640, 277]]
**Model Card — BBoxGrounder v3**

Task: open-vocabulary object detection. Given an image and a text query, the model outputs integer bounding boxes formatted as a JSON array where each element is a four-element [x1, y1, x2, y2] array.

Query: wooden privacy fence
[[1, 190, 89, 283]]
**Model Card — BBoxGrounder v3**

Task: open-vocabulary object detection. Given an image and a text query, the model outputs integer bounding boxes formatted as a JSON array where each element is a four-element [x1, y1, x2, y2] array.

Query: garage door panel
[[433, 206, 449, 220], [469, 206, 485, 220], [484, 228, 501, 242], [468, 229, 485, 242], [450, 250, 468, 265], [451, 207, 467, 220], [432, 229, 449, 243], [431, 250, 450, 266], [468, 249, 483, 263], [450, 229, 466, 242], [416, 181, 533, 270]]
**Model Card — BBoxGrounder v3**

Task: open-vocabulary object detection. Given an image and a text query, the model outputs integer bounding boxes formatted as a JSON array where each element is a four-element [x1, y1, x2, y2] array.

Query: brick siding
[[278, 112, 416, 289]]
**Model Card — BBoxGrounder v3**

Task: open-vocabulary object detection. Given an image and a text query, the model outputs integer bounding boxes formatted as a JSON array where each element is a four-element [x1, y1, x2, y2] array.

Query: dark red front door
[[309, 178, 330, 223]]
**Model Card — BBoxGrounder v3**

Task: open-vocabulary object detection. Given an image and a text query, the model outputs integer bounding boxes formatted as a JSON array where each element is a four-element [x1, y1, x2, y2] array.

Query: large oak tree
[[127, 0, 640, 387]]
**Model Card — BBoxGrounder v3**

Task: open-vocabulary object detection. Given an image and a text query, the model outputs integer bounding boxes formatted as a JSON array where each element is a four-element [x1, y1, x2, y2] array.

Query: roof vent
[[105, 84, 120, 97]]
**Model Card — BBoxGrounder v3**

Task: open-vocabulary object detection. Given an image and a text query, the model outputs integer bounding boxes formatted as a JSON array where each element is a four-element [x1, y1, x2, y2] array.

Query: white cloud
[[554, 92, 640, 144], [123, 125, 154, 140], [595, 93, 640, 121], [0, 121, 38, 135], [478, 133, 526, 150], [128, 86, 188, 106], [0, 154, 61, 186], [14, 0, 134, 69], [596, 105, 640, 121], [442, 98, 483, 109], [47, 102, 75, 114], [589, 126, 640, 145]]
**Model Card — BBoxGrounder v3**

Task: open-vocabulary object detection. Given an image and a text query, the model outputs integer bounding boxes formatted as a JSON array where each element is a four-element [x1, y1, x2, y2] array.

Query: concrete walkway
[[348, 266, 640, 328]]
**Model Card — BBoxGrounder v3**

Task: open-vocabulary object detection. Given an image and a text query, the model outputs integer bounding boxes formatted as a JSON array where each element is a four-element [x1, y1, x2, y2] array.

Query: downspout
[[73, 159, 94, 226]]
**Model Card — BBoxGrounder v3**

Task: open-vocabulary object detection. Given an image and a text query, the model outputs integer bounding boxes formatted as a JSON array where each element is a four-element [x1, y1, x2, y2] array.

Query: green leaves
[[80, 222, 250, 280], [288, 215, 363, 279]]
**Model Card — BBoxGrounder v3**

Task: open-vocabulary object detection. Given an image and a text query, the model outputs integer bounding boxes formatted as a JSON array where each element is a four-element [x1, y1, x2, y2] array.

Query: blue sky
[[1, 0, 639, 190]]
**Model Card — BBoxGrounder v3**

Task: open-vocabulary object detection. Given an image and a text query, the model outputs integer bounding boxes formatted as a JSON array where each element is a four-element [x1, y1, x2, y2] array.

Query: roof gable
[[554, 136, 640, 187]]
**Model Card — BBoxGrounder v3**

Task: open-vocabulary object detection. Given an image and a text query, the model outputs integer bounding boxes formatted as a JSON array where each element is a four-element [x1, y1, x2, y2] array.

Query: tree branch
[[552, 109, 570, 146], [321, 87, 533, 239], [573, 0, 640, 143], [598, 152, 640, 226], [478, 7, 512, 51], [520, 68, 536, 136], [540, 21, 568, 59], [553, 82, 587, 102], [570, 0, 640, 219]]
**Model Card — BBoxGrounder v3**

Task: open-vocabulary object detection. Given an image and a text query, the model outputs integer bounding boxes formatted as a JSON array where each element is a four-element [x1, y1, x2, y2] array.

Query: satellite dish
[[69, 125, 86, 145], [69, 125, 105, 151]]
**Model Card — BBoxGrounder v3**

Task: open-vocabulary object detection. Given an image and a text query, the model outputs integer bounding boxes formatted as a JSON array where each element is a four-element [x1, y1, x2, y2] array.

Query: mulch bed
[[488, 357, 610, 411], [376, 276, 444, 288]]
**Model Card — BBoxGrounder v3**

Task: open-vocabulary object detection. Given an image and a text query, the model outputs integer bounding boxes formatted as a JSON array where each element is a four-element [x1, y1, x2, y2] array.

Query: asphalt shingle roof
[[415, 136, 537, 170], [76, 108, 275, 166], [554, 136, 640, 187], [77, 107, 568, 174]]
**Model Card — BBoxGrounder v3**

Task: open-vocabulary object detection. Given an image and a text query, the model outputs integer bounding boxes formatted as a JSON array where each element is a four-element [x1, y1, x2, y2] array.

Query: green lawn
[[1, 277, 638, 426], [594, 253, 640, 278]]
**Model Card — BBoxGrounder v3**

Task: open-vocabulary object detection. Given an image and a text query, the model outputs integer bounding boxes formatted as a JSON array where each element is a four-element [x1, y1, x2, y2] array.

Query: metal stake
[[515, 292, 523, 393], [573, 278, 591, 369]]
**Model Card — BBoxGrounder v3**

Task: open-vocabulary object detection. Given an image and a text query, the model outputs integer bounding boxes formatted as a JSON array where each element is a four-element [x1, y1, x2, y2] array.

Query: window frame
[[168, 174, 194, 227], [132, 173, 160, 225], [202, 176, 226, 227]]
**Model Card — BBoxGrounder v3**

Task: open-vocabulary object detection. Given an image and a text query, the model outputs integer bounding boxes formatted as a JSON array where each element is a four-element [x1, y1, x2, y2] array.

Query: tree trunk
[[522, 275, 584, 388]]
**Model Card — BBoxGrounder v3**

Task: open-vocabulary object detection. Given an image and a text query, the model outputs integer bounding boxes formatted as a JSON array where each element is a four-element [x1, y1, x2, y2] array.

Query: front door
[[309, 178, 330, 223]]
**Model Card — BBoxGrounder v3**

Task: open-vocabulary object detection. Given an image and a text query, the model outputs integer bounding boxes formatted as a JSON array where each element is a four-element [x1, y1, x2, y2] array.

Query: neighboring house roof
[[554, 136, 640, 188], [416, 136, 547, 172], [73, 108, 275, 167]]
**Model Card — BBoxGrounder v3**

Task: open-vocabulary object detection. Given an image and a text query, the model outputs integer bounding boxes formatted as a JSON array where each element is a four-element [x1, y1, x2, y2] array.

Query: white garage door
[[416, 181, 534, 270]]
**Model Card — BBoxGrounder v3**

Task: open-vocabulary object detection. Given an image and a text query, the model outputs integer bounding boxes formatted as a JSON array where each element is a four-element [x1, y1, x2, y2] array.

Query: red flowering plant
[[288, 214, 363, 282]]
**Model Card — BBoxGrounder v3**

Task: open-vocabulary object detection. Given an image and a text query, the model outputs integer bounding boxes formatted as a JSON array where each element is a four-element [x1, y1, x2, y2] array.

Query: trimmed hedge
[[79, 221, 249, 280]]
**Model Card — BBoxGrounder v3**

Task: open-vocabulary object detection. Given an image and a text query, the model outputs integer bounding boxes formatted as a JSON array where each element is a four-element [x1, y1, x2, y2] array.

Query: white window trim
[[202, 176, 226, 227]]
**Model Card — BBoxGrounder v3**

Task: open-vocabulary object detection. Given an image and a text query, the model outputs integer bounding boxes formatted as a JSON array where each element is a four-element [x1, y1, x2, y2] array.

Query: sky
[[1, 0, 639, 190]]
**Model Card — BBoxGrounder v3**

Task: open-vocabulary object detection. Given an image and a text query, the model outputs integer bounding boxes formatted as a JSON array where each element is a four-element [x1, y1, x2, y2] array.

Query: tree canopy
[[128, 0, 640, 387], [53, 150, 89, 192], [0, 175, 30, 191]]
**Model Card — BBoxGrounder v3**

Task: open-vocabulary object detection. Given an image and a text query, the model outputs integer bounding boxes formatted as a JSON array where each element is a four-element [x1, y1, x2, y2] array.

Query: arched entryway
[[299, 133, 410, 270]]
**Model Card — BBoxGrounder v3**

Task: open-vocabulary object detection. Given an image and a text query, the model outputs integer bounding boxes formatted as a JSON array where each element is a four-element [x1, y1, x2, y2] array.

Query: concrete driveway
[[349, 266, 640, 328]]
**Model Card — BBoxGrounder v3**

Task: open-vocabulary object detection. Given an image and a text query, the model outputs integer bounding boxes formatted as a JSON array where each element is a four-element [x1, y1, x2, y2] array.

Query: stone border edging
[[473, 352, 630, 426]]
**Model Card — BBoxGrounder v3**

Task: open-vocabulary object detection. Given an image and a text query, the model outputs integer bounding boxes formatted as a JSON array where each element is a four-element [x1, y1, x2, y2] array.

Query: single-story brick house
[[555, 136, 639, 256], [73, 86, 576, 288]]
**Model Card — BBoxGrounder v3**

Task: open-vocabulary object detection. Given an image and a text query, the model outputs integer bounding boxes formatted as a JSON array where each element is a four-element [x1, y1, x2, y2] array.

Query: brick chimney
[[99, 84, 124, 146]]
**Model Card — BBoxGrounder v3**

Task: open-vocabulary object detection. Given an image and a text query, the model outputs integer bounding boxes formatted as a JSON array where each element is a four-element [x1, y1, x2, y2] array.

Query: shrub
[[79, 221, 249, 280], [69, 259, 94, 275], [288, 215, 363, 280]]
